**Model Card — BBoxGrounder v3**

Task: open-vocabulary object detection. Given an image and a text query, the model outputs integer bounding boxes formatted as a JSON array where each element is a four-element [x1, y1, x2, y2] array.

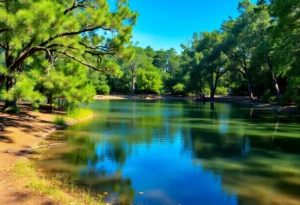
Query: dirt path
[[0, 103, 59, 205]]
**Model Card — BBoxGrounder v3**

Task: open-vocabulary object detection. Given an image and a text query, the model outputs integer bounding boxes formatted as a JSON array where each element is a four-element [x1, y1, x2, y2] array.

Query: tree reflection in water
[[40, 100, 300, 205]]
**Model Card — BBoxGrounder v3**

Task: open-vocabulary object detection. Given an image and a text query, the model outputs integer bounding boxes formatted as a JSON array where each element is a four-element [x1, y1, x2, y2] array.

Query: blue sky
[[129, 0, 256, 52]]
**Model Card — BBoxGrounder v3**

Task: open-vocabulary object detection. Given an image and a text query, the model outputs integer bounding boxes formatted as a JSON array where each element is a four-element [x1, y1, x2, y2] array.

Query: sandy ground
[[0, 103, 58, 204]]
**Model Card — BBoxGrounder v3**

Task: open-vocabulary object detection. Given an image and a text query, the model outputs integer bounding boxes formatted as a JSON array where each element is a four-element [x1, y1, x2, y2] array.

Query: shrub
[[172, 83, 185, 95], [286, 77, 300, 108], [6, 106, 20, 114], [280, 94, 292, 105], [262, 90, 277, 103], [262, 90, 271, 102], [97, 84, 110, 95], [215, 87, 228, 95], [67, 108, 92, 120], [53, 116, 66, 126], [203, 87, 210, 96]]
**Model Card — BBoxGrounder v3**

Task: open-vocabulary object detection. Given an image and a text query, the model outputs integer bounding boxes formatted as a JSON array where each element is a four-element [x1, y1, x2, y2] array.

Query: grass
[[53, 116, 67, 126], [67, 108, 93, 120], [13, 160, 106, 205]]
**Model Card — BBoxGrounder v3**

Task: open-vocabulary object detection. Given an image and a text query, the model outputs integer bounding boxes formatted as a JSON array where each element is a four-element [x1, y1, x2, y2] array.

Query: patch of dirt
[[0, 102, 57, 204]]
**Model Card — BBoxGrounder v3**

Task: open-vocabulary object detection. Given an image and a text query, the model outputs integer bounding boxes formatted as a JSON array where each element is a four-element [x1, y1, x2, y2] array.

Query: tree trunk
[[0, 74, 5, 87], [272, 72, 280, 103], [47, 94, 53, 113], [2, 55, 17, 111], [209, 69, 216, 100], [267, 56, 280, 103], [2, 75, 17, 111], [245, 75, 254, 101], [131, 74, 136, 96]]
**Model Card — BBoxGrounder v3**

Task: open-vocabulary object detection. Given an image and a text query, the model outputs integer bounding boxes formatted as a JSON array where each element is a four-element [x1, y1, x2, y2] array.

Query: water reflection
[[40, 100, 300, 205]]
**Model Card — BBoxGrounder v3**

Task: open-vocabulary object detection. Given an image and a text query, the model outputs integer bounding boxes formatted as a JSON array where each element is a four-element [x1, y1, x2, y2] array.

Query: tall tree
[[0, 0, 137, 110]]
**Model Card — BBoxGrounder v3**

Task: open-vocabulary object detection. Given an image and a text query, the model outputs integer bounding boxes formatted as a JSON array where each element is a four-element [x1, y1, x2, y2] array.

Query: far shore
[[95, 94, 300, 115]]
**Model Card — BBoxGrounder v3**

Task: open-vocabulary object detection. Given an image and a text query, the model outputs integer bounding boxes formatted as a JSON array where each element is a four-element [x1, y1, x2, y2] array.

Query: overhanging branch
[[54, 50, 101, 71]]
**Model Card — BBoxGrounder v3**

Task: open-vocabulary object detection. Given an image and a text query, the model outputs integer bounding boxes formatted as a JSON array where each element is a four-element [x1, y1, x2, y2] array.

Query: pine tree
[[0, 0, 137, 110]]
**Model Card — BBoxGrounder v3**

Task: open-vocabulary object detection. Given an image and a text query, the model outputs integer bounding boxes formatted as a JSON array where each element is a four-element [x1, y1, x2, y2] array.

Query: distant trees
[[178, 0, 299, 105]]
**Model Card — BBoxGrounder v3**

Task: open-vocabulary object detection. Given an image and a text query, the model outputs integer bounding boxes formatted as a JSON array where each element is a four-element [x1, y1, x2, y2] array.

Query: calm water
[[40, 100, 300, 205]]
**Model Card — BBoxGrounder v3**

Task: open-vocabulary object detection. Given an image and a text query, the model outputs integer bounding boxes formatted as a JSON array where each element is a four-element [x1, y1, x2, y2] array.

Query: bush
[[53, 116, 66, 126], [229, 83, 248, 96], [203, 87, 210, 96], [172, 83, 185, 95], [280, 94, 292, 105], [67, 108, 92, 120], [286, 77, 300, 108], [215, 87, 228, 95], [6, 106, 20, 114], [97, 84, 110, 95], [262, 90, 277, 103], [262, 90, 271, 102]]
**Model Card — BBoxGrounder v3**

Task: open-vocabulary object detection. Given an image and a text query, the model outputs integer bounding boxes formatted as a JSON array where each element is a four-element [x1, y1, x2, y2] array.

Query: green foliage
[[136, 69, 163, 94], [203, 87, 211, 96], [280, 94, 292, 106], [262, 90, 278, 103], [6, 106, 20, 114], [172, 83, 185, 95], [286, 77, 300, 108], [215, 87, 228, 95], [97, 84, 110, 95], [67, 108, 92, 120], [53, 116, 66, 126], [0, 0, 137, 109], [0, 74, 45, 105]]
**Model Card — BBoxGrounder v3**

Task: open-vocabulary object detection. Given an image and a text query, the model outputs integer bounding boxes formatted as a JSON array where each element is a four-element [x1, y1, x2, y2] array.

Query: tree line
[[94, 0, 300, 107], [1, 0, 299, 112]]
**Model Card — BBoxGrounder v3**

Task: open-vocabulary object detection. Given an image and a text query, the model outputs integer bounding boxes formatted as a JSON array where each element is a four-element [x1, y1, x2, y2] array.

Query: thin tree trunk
[[131, 74, 136, 96], [245, 75, 254, 101], [47, 94, 53, 113], [267, 56, 280, 103], [209, 69, 215, 100]]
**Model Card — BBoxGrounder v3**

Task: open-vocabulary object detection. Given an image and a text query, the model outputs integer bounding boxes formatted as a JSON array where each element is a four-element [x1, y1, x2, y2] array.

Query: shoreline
[[95, 94, 300, 115], [0, 104, 94, 205]]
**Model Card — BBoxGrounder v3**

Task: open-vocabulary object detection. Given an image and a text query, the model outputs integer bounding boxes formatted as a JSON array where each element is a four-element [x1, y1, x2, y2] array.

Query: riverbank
[[0, 103, 96, 205], [95, 94, 300, 115]]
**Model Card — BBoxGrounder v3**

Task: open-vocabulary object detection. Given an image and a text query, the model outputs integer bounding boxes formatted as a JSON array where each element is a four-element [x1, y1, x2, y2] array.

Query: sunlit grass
[[13, 161, 106, 205], [67, 108, 93, 120], [53, 116, 67, 126]]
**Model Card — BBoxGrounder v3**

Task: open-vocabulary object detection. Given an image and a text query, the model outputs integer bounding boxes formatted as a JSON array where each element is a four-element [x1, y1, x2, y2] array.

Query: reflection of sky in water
[[91, 128, 238, 205], [43, 100, 300, 205]]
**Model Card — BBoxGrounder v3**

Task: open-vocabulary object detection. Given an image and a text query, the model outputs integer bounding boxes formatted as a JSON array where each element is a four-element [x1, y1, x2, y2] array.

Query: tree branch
[[64, 0, 87, 15], [39, 25, 113, 47], [54, 50, 101, 71]]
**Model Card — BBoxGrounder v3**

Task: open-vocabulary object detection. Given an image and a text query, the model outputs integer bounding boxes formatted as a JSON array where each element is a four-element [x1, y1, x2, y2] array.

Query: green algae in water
[[40, 100, 300, 205]]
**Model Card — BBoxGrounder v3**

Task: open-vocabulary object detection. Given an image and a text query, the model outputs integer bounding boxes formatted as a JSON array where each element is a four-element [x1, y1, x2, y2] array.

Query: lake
[[40, 100, 300, 205]]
